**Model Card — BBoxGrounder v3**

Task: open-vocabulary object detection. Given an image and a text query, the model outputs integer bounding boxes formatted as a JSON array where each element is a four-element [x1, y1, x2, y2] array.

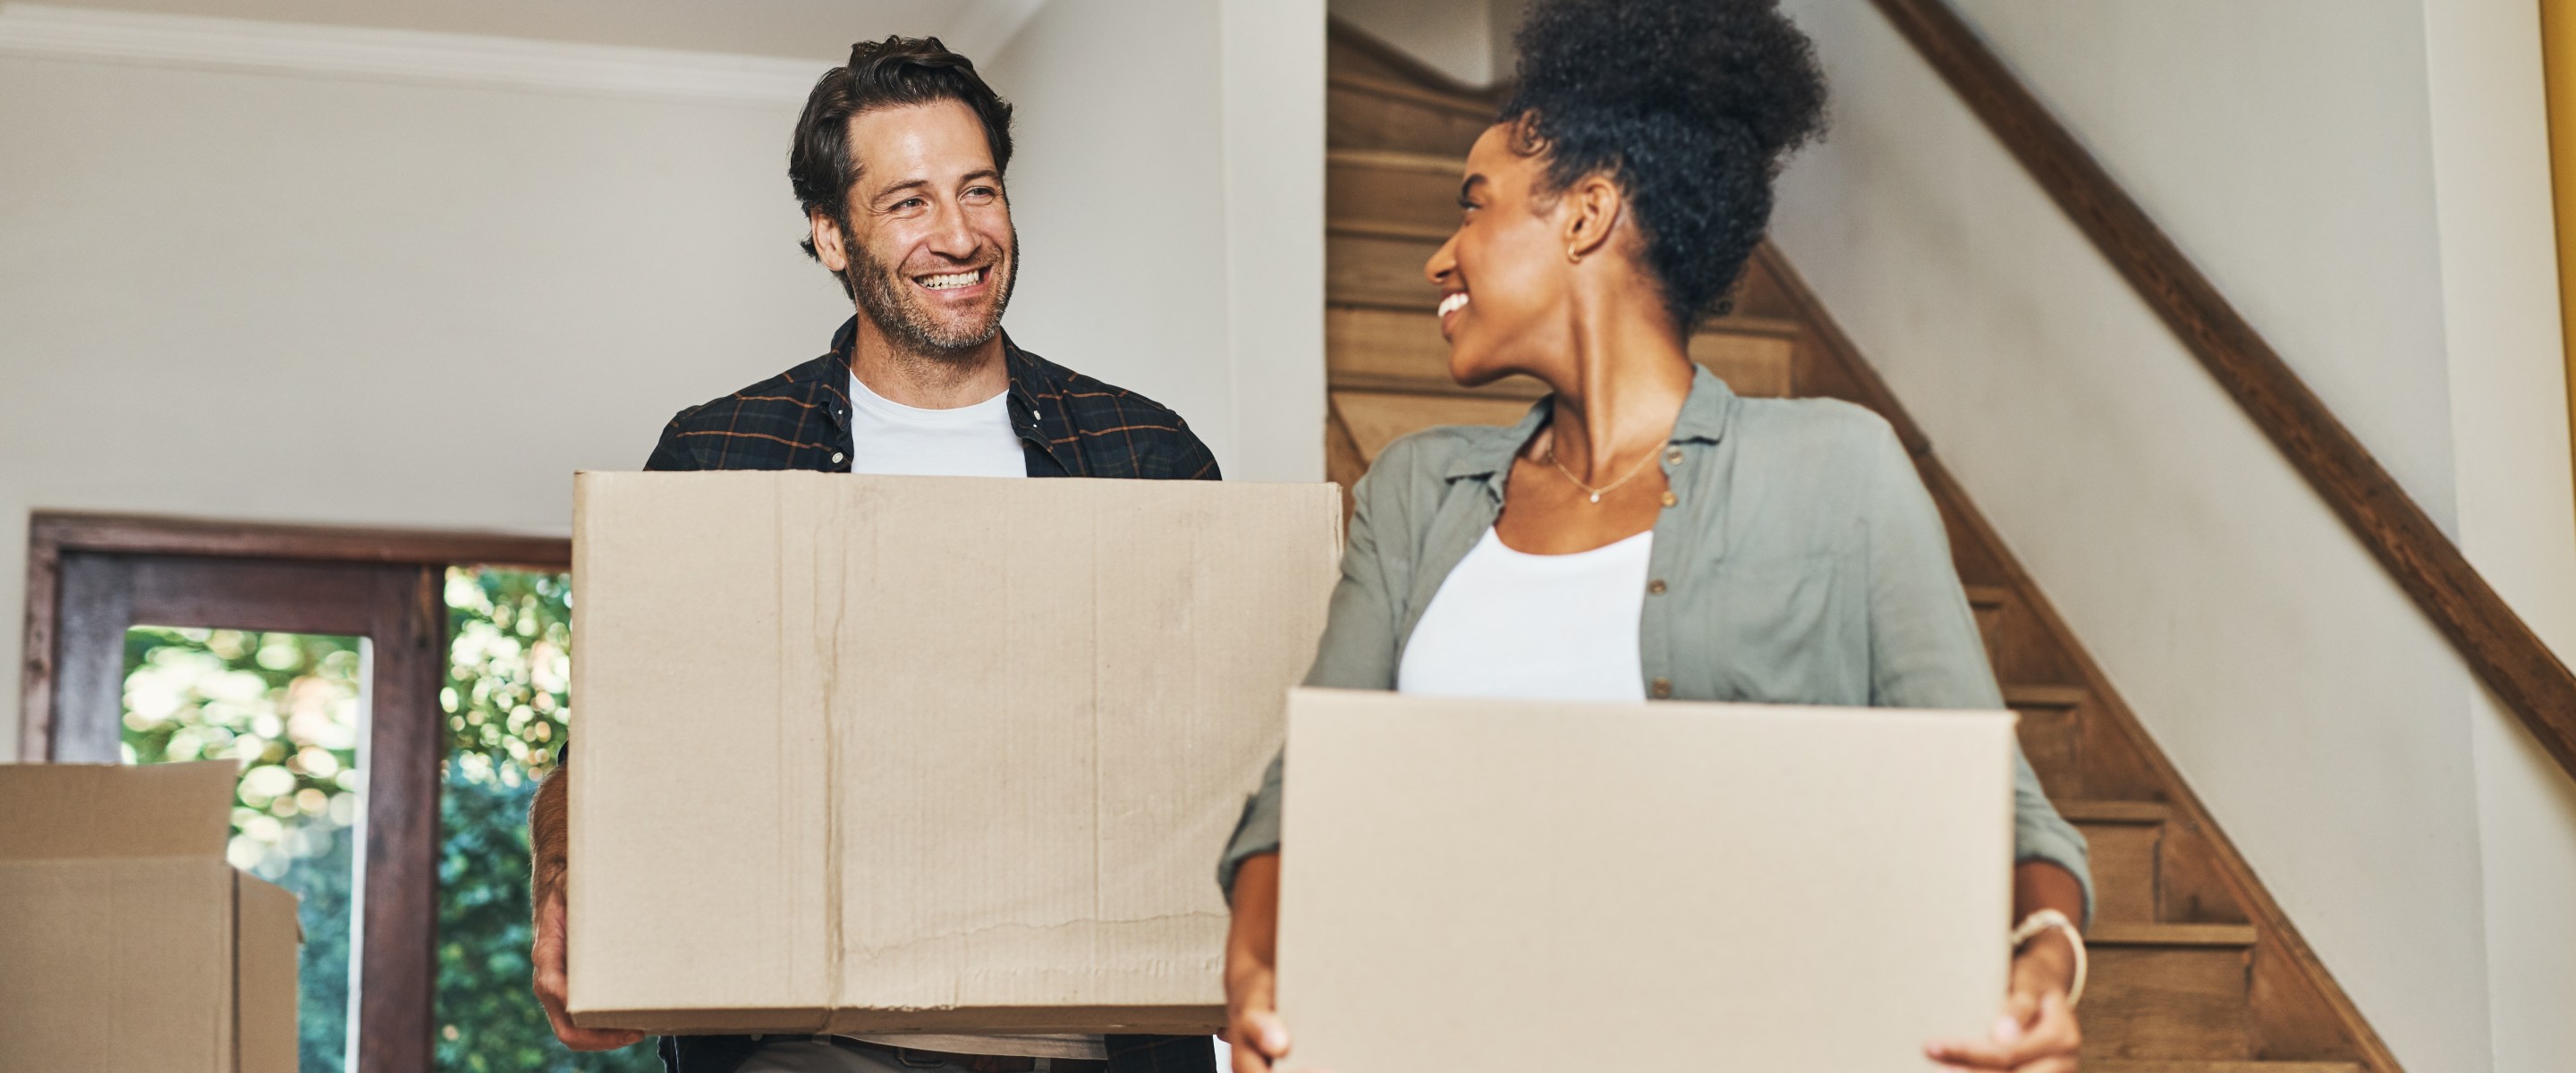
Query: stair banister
[[1866, 0, 2576, 777]]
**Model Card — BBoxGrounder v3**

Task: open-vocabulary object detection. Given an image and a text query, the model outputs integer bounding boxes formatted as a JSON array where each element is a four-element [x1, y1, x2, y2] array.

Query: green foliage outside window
[[123, 628, 363, 1072], [120, 567, 657, 1073], [436, 567, 658, 1073]]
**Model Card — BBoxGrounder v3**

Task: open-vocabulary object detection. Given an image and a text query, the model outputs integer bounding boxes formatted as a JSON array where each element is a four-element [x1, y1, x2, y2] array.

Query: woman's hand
[[1925, 931, 2081, 1072], [1224, 853, 1307, 1073]]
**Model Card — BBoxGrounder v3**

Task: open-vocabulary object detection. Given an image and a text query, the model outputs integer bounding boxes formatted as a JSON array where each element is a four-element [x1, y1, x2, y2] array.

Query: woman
[[1217, 2, 2090, 1071]]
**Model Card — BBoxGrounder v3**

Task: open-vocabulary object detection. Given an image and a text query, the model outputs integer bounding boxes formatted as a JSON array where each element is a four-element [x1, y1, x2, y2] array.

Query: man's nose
[[927, 198, 979, 258]]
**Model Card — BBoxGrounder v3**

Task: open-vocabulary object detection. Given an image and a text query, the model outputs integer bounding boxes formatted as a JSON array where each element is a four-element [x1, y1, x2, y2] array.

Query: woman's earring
[[1567, 248, 1582, 264]]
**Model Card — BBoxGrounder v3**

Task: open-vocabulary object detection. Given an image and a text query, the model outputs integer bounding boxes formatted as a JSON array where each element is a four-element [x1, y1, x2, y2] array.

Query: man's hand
[[530, 886, 646, 1052], [1924, 933, 2081, 1072]]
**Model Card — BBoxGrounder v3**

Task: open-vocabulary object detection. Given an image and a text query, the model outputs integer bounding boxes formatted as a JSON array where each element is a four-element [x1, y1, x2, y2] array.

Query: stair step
[[1328, 72, 1494, 122], [1330, 391, 1533, 464], [2004, 682, 2091, 707], [1331, 217, 1453, 243], [1328, 230, 1443, 310], [2058, 799, 2171, 824], [2090, 922, 2258, 947], [2083, 934, 2258, 1061], [2055, 799, 2169, 925], [1328, 72, 1494, 157], [1326, 304, 1796, 401], [1330, 148, 1470, 234]]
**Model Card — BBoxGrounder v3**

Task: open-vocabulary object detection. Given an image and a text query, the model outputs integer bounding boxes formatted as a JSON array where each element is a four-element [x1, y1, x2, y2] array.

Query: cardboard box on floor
[[1275, 689, 2015, 1073], [0, 762, 301, 1073], [568, 473, 1343, 1035]]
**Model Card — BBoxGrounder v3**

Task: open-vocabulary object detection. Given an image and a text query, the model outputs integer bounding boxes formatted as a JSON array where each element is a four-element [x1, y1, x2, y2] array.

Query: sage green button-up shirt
[[1218, 367, 2093, 918]]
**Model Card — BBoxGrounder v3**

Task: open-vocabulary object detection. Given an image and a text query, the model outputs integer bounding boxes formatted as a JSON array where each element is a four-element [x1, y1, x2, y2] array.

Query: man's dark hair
[[790, 35, 1015, 269], [1501, 0, 1826, 330]]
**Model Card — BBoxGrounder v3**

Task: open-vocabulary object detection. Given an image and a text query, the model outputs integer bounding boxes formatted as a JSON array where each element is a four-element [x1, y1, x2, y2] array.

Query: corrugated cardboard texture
[[0, 761, 233, 859], [1274, 689, 2015, 1072], [0, 858, 239, 1069], [236, 874, 301, 1073], [0, 764, 303, 1072], [570, 473, 1342, 1034]]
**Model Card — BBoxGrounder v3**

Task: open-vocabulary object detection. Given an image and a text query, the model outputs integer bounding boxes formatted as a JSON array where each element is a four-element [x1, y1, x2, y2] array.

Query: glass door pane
[[436, 567, 655, 1071], [122, 626, 365, 1073]]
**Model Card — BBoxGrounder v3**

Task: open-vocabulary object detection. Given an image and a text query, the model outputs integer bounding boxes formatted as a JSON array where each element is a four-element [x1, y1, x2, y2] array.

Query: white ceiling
[[14, 0, 1047, 62]]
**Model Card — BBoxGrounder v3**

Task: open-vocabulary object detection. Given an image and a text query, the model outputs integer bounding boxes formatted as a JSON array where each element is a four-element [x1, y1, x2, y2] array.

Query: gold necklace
[[1543, 441, 1667, 504]]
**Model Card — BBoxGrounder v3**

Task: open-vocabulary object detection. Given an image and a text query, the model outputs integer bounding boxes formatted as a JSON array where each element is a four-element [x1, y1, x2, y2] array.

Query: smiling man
[[525, 35, 1220, 1073]]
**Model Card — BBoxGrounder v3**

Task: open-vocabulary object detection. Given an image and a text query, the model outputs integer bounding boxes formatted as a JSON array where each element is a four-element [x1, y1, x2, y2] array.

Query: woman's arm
[[1851, 417, 2089, 1069], [1216, 443, 1419, 896], [1224, 853, 1291, 1073]]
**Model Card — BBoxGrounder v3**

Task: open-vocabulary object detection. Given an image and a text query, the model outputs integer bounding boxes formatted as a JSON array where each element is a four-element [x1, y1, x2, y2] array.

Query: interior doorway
[[21, 513, 572, 1073]]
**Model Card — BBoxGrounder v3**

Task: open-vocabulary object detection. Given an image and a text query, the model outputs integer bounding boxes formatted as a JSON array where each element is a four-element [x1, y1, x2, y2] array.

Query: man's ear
[[1559, 173, 1623, 263], [810, 210, 852, 274]]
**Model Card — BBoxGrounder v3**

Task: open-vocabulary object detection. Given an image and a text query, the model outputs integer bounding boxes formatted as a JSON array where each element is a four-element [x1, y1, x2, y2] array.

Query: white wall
[[1768, 2, 2576, 1070], [988, 0, 1326, 484], [0, 1, 1326, 756], [2419, 1, 2576, 1067]]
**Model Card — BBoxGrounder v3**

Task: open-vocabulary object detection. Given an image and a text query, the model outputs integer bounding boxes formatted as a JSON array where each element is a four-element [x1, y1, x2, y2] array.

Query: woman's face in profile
[[1428, 123, 1578, 388]]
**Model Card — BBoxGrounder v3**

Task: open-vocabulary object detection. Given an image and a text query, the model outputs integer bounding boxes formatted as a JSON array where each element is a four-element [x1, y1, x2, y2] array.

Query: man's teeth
[[921, 269, 982, 290], [1437, 292, 1470, 317]]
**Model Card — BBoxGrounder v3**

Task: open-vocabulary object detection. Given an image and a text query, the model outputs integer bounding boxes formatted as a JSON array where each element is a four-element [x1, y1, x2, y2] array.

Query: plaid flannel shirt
[[644, 317, 1220, 481], [656, 317, 1221, 1073]]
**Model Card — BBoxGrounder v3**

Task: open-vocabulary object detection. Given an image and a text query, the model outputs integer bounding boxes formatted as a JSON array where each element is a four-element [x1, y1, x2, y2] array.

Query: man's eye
[[894, 198, 925, 210]]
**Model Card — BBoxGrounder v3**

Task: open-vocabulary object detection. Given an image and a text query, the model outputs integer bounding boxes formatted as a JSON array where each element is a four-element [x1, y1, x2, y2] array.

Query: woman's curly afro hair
[[1501, 0, 1826, 330]]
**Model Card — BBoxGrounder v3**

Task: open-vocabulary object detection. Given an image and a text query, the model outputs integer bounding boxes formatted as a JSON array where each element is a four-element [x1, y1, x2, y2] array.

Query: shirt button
[[1659, 491, 1678, 508], [1650, 677, 1673, 699], [1647, 579, 1667, 596], [831, 452, 845, 464], [1665, 448, 1683, 466]]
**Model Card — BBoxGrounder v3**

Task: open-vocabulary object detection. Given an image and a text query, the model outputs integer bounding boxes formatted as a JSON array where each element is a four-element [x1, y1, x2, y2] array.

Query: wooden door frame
[[20, 511, 570, 1073]]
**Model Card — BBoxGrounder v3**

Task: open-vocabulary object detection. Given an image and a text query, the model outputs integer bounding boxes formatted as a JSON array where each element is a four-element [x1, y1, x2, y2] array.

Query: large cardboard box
[[569, 473, 1342, 1034], [1275, 689, 2015, 1071], [0, 762, 301, 1072]]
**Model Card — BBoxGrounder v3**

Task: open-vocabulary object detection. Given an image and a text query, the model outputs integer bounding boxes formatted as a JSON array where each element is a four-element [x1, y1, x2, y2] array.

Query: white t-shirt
[[842, 370, 1027, 477], [1396, 527, 1654, 702], [778, 373, 1102, 1064]]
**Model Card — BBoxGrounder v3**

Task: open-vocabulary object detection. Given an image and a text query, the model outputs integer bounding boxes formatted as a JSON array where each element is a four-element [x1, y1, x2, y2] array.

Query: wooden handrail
[[1866, 0, 2576, 775]]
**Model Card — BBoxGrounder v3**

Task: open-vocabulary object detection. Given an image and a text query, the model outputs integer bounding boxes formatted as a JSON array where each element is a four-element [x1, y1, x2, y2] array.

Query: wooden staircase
[[1320, 21, 2398, 1073]]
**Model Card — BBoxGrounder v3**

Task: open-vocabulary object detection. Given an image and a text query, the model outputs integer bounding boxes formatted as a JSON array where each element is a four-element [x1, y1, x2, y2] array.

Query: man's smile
[[917, 265, 992, 294]]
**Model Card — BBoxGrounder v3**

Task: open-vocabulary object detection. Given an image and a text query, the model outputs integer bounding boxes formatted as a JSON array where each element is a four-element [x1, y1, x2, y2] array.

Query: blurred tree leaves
[[436, 567, 656, 1072], [122, 568, 654, 1073], [124, 627, 362, 1072]]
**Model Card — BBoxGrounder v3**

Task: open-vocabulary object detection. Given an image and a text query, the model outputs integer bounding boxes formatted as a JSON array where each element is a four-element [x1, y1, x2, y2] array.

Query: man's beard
[[845, 229, 1019, 360]]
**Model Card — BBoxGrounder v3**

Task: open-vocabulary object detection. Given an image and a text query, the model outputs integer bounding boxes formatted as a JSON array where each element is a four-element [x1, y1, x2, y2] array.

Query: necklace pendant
[[1589, 492, 1602, 503]]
